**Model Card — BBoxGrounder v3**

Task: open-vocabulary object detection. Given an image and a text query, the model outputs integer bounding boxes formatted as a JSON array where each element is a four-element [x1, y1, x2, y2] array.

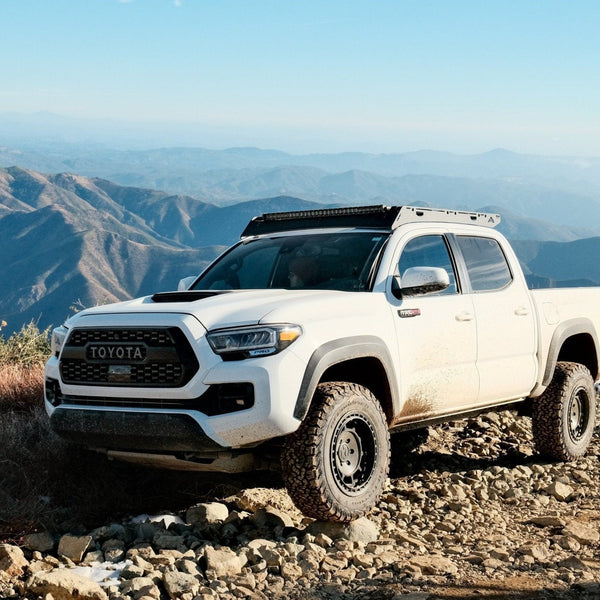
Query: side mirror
[[177, 276, 197, 291], [394, 267, 450, 297]]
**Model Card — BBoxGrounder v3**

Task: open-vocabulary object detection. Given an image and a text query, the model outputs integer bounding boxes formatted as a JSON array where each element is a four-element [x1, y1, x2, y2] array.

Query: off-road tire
[[532, 361, 596, 461], [281, 382, 390, 522]]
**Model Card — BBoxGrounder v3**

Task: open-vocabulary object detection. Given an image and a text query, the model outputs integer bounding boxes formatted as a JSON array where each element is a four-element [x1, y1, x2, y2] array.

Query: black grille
[[59, 327, 198, 388], [68, 329, 174, 346]]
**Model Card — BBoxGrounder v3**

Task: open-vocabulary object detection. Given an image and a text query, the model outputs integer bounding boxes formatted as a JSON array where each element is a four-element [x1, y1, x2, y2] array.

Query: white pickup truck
[[45, 206, 599, 521]]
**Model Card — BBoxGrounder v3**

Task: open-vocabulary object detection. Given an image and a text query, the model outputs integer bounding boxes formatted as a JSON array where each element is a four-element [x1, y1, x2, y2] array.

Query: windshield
[[192, 231, 388, 292]]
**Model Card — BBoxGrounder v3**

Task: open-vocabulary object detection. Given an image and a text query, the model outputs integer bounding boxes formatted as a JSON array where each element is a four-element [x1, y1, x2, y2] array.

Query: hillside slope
[[0, 206, 220, 330]]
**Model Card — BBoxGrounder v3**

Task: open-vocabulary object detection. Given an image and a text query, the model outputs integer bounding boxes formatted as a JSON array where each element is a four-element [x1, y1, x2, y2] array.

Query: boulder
[[163, 570, 201, 599], [204, 546, 243, 578], [0, 544, 29, 577], [23, 531, 55, 553], [27, 570, 108, 600], [57, 534, 93, 563], [563, 521, 600, 545], [546, 481, 573, 501], [305, 517, 379, 544], [186, 502, 229, 528], [408, 555, 458, 575], [120, 576, 161, 599]]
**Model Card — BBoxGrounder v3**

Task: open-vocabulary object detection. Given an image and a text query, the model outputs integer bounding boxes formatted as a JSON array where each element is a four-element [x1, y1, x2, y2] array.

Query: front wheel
[[532, 361, 596, 461], [281, 382, 390, 522]]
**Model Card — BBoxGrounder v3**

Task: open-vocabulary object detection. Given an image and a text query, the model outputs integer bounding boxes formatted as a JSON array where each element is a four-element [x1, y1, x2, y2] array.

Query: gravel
[[1, 409, 599, 599]]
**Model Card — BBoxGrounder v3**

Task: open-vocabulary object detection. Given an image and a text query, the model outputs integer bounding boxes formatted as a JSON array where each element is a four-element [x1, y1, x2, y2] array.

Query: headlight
[[206, 324, 302, 358], [51, 325, 68, 357]]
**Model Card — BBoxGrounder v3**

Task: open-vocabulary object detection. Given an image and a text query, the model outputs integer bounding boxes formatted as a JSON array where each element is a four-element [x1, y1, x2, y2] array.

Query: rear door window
[[456, 236, 512, 292]]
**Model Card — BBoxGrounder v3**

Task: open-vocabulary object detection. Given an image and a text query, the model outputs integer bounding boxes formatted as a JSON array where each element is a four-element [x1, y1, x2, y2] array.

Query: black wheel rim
[[330, 412, 377, 496], [567, 386, 589, 442]]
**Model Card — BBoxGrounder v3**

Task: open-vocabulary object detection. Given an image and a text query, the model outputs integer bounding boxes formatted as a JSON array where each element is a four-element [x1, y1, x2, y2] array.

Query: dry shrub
[[0, 321, 51, 366], [0, 321, 49, 412], [0, 363, 45, 411]]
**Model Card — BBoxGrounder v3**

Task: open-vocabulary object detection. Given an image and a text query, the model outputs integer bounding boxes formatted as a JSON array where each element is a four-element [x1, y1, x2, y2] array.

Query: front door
[[388, 233, 479, 424]]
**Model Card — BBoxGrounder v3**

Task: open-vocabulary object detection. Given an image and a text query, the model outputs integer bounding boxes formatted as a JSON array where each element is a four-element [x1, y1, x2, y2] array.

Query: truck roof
[[241, 205, 501, 238]]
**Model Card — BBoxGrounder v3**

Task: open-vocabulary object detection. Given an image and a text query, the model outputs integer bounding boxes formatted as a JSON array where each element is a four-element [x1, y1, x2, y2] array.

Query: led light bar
[[241, 205, 400, 237]]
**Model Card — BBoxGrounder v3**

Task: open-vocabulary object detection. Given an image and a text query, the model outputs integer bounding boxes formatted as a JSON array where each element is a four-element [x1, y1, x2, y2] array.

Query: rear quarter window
[[456, 236, 512, 292]]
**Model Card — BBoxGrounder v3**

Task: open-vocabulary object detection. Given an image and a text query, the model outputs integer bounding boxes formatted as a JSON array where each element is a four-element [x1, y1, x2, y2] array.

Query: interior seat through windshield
[[192, 231, 388, 292]]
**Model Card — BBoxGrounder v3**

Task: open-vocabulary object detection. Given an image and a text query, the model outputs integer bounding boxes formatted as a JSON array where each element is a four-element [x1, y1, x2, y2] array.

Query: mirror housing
[[177, 276, 197, 291], [394, 266, 450, 298]]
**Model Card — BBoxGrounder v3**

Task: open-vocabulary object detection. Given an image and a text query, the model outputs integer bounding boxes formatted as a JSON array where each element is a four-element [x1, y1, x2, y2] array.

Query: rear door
[[454, 234, 537, 403]]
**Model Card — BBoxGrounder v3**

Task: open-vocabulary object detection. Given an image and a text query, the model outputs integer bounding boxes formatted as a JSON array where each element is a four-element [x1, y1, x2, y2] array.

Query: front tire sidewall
[[320, 394, 389, 516], [282, 382, 390, 522]]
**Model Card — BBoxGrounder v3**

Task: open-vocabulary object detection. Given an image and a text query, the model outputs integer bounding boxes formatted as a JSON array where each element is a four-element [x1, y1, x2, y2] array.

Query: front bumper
[[45, 312, 307, 452], [50, 408, 223, 452]]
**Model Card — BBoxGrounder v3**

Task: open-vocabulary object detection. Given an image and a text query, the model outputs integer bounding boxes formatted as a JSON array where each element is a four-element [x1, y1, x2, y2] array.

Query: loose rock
[[305, 517, 379, 544], [27, 570, 108, 600], [186, 502, 229, 528], [0, 544, 29, 577], [57, 534, 93, 563], [204, 546, 243, 578], [23, 531, 55, 553]]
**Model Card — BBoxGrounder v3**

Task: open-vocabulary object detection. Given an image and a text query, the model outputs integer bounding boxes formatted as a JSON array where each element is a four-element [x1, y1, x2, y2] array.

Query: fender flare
[[542, 317, 600, 386], [293, 335, 399, 421]]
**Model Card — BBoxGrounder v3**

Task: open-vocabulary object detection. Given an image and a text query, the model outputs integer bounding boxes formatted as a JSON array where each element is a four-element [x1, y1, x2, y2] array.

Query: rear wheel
[[281, 382, 390, 522], [532, 361, 596, 461]]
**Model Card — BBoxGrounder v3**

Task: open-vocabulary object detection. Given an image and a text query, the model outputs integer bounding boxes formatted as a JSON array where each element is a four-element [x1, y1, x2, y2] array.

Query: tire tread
[[281, 381, 389, 522], [532, 361, 596, 461]]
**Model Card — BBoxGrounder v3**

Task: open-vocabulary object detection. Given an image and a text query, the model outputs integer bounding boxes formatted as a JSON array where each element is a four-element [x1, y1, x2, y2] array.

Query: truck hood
[[69, 289, 360, 331]]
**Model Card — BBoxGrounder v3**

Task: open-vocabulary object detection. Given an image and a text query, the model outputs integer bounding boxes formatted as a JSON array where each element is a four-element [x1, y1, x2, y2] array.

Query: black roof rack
[[240, 205, 500, 238]]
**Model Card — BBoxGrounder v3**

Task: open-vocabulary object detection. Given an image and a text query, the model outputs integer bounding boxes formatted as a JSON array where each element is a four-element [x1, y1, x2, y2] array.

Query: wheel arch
[[542, 318, 600, 386], [293, 336, 399, 424]]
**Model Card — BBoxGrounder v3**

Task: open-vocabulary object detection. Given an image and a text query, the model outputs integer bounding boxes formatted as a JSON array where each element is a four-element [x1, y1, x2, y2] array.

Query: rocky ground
[[1, 409, 599, 600]]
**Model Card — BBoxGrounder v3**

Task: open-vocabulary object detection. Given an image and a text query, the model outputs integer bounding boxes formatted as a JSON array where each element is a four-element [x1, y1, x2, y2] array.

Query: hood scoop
[[151, 291, 232, 303]]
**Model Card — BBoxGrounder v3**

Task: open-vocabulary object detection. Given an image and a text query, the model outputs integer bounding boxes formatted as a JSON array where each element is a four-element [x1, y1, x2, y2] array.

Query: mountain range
[[0, 163, 599, 335], [2, 142, 600, 230]]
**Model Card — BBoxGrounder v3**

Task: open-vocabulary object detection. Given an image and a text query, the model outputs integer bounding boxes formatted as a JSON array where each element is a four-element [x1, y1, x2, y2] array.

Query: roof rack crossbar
[[394, 206, 501, 229]]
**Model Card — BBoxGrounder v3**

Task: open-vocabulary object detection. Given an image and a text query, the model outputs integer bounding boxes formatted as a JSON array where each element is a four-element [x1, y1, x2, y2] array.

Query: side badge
[[398, 308, 421, 318]]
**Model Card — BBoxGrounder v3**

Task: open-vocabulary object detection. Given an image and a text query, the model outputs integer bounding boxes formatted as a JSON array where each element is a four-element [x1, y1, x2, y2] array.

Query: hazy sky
[[1, 0, 600, 155]]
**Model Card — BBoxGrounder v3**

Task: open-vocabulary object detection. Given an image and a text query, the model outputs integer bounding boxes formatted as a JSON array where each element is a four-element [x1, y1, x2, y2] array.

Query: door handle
[[514, 306, 529, 316], [455, 311, 474, 322]]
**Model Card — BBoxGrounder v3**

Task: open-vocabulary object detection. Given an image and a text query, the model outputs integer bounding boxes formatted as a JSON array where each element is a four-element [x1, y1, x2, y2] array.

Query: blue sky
[[1, 0, 599, 155]]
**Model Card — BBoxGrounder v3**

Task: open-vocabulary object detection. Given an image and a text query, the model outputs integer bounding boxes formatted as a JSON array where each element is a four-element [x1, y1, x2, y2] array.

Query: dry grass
[[0, 363, 45, 411]]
